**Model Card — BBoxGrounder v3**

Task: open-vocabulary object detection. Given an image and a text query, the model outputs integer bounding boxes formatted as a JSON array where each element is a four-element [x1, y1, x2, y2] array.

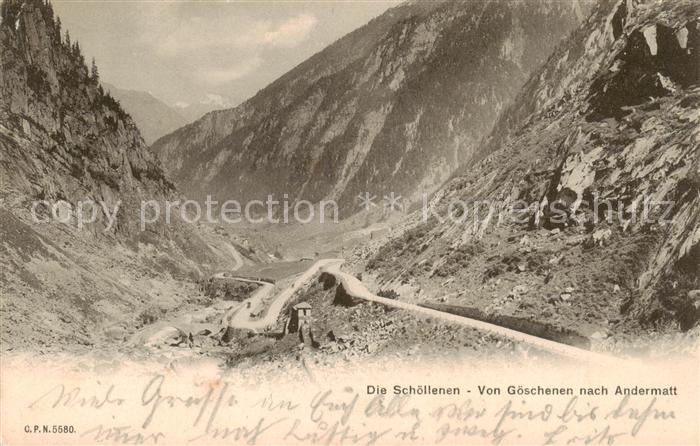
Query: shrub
[[434, 241, 485, 277], [26, 64, 49, 94], [377, 289, 399, 300], [136, 306, 165, 327], [367, 221, 436, 271]]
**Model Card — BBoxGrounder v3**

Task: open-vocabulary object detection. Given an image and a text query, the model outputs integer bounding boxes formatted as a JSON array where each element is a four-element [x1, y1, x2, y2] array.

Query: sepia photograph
[[1, 0, 698, 444]]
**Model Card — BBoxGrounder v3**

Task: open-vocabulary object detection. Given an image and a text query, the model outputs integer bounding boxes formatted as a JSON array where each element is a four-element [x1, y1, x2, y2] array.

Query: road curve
[[225, 259, 343, 330], [323, 263, 622, 365]]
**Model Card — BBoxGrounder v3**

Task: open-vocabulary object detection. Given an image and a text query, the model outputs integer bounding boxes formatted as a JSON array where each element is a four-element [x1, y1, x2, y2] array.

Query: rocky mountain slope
[[0, 0, 237, 350], [363, 0, 699, 341], [101, 83, 190, 144], [151, 0, 590, 214]]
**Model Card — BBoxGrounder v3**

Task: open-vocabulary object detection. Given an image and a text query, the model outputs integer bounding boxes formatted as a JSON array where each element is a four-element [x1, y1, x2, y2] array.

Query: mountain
[[173, 95, 234, 125], [101, 83, 189, 144], [101, 84, 230, 144], [151, 0, 591, 215], [0, 0, 237, 349], [365, 0, 699, 338]]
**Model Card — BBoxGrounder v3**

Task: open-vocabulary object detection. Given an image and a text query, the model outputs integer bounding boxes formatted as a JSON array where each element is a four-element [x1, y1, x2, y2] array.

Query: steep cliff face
[[152, 0, 589, 214], [366, 0, 699, 339], [0, 0, 236, 350], [0, 0, 174, 234]]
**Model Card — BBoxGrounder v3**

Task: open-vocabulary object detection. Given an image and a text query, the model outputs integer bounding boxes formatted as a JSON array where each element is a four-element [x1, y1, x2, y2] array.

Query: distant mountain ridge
[[102, 83, 229, 144], [151, 0, 591, 215], [101, 83, 189, 144]]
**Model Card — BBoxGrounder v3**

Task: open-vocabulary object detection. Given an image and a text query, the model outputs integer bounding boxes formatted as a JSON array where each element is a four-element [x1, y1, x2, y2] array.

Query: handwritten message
[[10, 373, 689, 445]]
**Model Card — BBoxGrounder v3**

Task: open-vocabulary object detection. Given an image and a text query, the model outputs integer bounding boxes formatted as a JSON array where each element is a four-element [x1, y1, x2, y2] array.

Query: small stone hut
[[287, 302, 312, 333]]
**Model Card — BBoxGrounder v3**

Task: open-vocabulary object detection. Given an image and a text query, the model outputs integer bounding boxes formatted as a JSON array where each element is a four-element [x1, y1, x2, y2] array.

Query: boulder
[[145, 326, 187, 348], [590, 330, 610, 340], [591, 228, 612, 246], [512, 285, 529, 296], [689, 290, 700, 310], [104, 325, 128, 341]]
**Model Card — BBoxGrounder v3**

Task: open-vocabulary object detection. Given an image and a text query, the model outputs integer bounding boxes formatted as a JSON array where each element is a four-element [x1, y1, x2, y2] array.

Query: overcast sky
[[53, 1, 397, 108]]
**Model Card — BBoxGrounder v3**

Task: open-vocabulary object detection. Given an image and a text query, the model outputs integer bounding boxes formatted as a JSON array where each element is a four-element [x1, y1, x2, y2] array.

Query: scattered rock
[[550, 228, 561, 235], [441, 278, 454, 287], [512, 285, 529, 295], [589, 228, 612, 247], [544, 270, 553, 284], [145, 327, 187, 348], [190, 310, 217, 324], [22, 118, 31, 135], [549, 255, 563, 265], [560, 292, 572, 301], [104, 325, 127, 341], [590, 330, 610, 340], [565, 235, 587, 246], [689, 290, 700, 310], [613, 284, 621, 292]]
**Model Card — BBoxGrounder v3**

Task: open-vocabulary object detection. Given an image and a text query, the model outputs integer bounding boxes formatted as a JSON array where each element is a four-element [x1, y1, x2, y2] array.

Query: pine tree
[[54, 16, 61, 42], [90, 58, 99, 83], [43, 0, 54, 22], [64, 30, 70, 48]]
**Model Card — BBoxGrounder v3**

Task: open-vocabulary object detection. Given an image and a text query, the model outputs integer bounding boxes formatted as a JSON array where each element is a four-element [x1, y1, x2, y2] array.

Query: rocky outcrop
[[151, 0, 590, 215], [1, 0, 172, 235], [588, 20, 699, 120], [368, 0, 699, 334]]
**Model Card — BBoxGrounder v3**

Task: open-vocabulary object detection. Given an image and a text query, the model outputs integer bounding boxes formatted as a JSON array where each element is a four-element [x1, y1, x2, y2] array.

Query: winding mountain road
[[222, 259, 343, 330], [323, 263, 621, 364], [220, 259, 620, 364]]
